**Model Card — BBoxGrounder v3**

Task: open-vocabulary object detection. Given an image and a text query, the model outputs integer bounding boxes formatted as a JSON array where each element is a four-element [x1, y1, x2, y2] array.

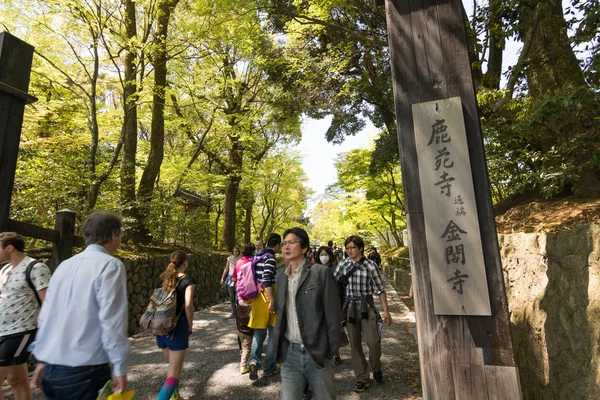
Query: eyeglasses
[[282, 240, 301, 246], [345, 245, 358, 251]]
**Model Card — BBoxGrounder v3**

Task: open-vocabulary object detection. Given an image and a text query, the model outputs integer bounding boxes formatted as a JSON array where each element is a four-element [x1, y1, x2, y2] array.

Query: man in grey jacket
[[273, 227, 341, 400]]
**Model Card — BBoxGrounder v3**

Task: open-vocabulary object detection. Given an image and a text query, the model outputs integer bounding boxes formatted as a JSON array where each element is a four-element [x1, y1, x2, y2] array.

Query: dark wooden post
[[385, 0, 521, 398], [0, 32, 37, 232], [51, 209, 77, 268]]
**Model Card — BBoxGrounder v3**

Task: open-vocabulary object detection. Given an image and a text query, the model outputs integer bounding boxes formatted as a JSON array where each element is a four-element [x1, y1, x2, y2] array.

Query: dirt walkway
[[3, 280, 422, 400]]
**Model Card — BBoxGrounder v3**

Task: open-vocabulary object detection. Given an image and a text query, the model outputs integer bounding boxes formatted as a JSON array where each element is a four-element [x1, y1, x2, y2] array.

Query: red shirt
[[232, 256, 250, 281]]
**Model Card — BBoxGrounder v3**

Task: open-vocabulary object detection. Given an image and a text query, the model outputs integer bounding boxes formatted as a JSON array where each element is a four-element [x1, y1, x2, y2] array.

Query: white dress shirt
[[32, 245, 130, 376]]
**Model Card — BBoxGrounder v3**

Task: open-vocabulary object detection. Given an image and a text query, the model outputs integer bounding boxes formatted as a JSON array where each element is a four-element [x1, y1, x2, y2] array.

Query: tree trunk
[[482, 0, 504, 89], [243, 196, 254, 245], [120, 0, 139, 234], [524, 0, 585, 97], [214, 206, 222, 248], [222, 174, 241, 251], [137, 0, 179, 242], [221, 136, 243, 250]]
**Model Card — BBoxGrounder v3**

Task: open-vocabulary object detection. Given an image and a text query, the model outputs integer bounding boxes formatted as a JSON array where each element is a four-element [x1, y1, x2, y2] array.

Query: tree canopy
[[2, 0, 598, 250]]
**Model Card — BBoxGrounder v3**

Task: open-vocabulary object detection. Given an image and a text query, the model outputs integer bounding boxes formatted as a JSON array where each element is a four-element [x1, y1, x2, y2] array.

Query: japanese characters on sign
[[412, 97, 491, 316]]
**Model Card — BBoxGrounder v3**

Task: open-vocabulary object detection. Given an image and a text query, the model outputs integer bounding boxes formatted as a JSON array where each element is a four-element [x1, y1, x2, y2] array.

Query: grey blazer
[[272, 259, 341, 367]]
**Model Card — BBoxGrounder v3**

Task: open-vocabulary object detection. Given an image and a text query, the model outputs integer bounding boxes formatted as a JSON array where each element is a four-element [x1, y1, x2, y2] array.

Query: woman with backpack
[[231, 244, 255, 374], [155, 250, 196, 400]]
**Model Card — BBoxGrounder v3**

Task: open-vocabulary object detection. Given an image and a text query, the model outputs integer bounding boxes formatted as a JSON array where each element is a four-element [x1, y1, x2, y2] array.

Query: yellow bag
[[107, 390, 135, 400]]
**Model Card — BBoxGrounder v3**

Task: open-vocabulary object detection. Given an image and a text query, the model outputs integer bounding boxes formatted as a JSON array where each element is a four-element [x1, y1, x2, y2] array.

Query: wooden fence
[[7, 210, 84, 268]]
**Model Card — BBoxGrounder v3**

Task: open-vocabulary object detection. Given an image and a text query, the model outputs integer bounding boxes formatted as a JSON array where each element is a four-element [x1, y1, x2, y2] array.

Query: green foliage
[[479, 86, 600, 200], [2, 0, 311, 249], [311, 140, 405, 246]]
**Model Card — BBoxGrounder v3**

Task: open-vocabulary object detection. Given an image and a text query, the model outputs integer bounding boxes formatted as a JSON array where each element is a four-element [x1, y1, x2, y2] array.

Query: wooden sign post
[[384, 0, 522, 398], [0, 32, 36, 232]]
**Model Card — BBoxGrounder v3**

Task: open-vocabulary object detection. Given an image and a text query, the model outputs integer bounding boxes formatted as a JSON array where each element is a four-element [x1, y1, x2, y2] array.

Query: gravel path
[[3, 280, 422, 399]]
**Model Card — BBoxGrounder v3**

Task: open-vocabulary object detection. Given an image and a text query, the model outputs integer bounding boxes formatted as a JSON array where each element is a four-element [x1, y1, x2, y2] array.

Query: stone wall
[[123, 252, 229, 335], [499, 224, 600, 400], [380, 251, 412, 298], [380, 225, 600, 400]]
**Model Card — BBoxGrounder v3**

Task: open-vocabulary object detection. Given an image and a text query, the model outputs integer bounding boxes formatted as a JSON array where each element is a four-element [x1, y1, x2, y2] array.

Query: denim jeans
[[41, 363, 112, 400], [248, 325, 276, 371], [281, 343, 335, 400]]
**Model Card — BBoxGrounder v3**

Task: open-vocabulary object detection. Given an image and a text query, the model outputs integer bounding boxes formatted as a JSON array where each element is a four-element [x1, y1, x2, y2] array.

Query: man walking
[[273, 227, 340, 400], [0, 232, 51, 400], [335, 235, 392, 393], [31, 211, 130, 399], [247, 233, 281, 380]]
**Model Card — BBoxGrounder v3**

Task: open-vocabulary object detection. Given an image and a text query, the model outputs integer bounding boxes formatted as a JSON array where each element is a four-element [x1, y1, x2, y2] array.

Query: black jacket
[[272, 259, 341, 367]]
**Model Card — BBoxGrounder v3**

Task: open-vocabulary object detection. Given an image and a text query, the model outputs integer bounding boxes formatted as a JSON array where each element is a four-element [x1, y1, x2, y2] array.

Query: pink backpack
[[236, 254, 270, 305]]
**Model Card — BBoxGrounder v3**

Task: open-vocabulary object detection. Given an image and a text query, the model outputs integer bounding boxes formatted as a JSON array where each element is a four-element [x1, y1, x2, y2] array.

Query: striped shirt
[[334, 256, 385, 298], [254, 249, 277, 288], [285, 263, 304, 343]]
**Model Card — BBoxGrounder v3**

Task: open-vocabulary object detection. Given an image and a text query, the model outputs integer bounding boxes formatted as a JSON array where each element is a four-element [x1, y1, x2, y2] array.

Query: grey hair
[[82, 211, 122, 245]]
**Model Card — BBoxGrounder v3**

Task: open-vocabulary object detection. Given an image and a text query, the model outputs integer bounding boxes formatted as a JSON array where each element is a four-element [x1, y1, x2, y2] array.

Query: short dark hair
[[327, 240, 333, 247], [82, 211, 123, 246], [0, 232, 25, 252], [345, 235, 365, 252], [267, 233, 282, 248], [241, 244, 255, 257], [283, 227, 310, 253]]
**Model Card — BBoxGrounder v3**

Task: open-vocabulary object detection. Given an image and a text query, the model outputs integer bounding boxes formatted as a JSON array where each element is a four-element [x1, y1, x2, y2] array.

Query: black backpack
[[25, 260, 43, 307]]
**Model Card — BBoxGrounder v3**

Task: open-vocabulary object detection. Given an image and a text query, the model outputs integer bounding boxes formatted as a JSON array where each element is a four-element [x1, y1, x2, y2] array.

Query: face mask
[[319, 255, 330, 265]]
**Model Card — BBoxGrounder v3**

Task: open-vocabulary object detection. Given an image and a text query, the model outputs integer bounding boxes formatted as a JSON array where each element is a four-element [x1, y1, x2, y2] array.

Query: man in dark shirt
[[247, 233, 281, 380]]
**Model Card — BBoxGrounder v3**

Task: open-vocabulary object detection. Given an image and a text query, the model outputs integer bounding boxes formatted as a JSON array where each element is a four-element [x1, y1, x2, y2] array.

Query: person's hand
[[113, 375, 127, 393], [268, 301, 276, 313], [382, 311, 392, 326], [31, 362, 45, 393], [220, 278, 224, 285]]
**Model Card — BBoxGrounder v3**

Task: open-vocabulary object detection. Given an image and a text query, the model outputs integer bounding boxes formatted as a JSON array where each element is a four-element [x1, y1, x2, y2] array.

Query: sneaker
[[171, 388, 181, 400], [373, 370, 383, 383], [249, 363, 258, 381], [240, 366, 249, 375], [334, 356, 342, 365], [229, 312, 236, 319], [264, 363, 281, 377], [353, 381, 371, 393]]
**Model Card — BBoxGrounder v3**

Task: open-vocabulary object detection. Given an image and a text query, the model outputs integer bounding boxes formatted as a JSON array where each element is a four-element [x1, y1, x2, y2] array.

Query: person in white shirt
[[0, 232, 50, 400], [30, 211, 130, 400]]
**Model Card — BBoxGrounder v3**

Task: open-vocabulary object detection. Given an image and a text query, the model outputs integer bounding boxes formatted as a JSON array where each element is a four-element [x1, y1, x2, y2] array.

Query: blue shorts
[[156, 315, 190, 351]]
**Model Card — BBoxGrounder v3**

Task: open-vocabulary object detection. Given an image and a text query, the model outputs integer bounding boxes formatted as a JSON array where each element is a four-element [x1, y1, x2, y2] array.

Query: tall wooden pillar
[[384, 0, 521, 398], [0, 32, 36, 232]]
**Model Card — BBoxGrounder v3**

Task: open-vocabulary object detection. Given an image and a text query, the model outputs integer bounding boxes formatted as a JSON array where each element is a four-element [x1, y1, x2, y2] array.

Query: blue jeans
[[41, 363, 112, 400], [281, 343, 335, 400], [248, 325, 276, 371]]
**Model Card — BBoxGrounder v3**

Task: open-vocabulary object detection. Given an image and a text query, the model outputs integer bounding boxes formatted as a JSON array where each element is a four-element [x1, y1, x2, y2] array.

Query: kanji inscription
[[412, 97, 491, 316]]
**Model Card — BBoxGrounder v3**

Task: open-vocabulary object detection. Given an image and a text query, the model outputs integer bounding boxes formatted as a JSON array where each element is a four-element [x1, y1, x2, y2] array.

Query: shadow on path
[[2, 281, 422, 400]]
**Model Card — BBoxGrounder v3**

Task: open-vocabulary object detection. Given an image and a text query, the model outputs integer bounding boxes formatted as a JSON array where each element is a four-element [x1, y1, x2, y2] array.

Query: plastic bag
[[107, 391, 135, 400], [97, 380, 135, 400]]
